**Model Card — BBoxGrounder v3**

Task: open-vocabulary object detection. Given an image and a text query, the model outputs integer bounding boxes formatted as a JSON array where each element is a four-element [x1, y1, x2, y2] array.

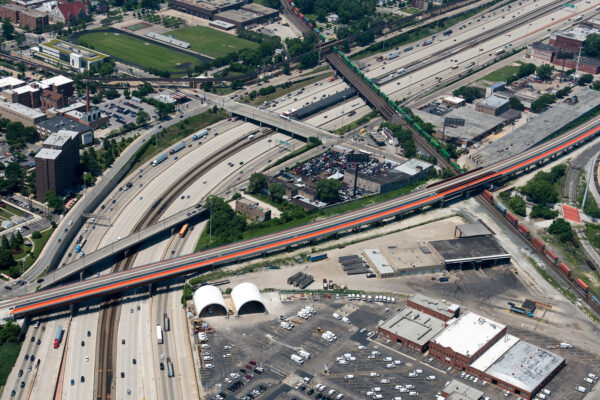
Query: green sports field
[[167, 26, 258, 58], [77, 32, 205, 73]]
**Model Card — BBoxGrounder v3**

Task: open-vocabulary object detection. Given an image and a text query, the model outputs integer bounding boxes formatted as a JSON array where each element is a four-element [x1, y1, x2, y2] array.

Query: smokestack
[[86, 84, 90, 113]]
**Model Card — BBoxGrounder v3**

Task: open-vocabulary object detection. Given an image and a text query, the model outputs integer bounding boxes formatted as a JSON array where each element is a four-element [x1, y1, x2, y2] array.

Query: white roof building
[[231, 282, 266, 315], [193, 285, 228, 317], [431, 311, 506, 359]]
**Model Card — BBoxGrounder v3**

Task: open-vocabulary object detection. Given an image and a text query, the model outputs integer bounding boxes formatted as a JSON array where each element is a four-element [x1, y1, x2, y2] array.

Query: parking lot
[[193, 288, 600, 400], [97, 97, 156, 132]]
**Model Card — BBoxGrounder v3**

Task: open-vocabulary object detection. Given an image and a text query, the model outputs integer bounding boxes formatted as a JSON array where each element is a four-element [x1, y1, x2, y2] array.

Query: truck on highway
[[169, 141, 185, 155], [151, 153, 168, 166], [422, 39, 433, 46], [54, 325, 63, 348], [495, 49, 505, 56], [75, 239, 86, 254], [157, 325, 163, 344], [192, 129, 208, 141], [167, 357, 174, 377], [163, 313, 170, 331], [179, 224, 189, 238], [291, 354, 304, 364], [387, 51, 400, 60]]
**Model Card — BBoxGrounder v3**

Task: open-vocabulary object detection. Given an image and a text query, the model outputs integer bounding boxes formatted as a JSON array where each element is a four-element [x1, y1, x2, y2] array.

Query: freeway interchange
[[6, 116, 599, 317]]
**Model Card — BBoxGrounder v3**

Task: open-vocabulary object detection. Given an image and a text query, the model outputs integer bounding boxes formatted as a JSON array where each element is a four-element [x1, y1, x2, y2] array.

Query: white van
[[576, 386, 587, 393], [383, 357, 392, 362], [584, 377, 594, 384], [344, 375, 354, 380], [372, 387, 382, 392], [409, 392, 418, 397], [536, 393, 546, 400]]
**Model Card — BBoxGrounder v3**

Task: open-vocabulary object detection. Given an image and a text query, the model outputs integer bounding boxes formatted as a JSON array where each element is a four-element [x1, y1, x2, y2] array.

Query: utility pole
[[575, 46, 583, 77]]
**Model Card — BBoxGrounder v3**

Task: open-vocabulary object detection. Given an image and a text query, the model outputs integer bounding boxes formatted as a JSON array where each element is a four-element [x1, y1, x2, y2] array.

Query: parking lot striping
[[368, 338, 449, 375]]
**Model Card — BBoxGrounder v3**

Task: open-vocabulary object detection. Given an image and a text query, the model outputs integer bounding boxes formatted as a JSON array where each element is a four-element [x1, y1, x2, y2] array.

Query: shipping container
[[545, 249, 559, 264], [532, 237, 545, 252], [179, 224, 189, 238], [496, 203, 507, 214], [558, 262, 572, 278], [482, 190, 493, 202], [590, 294, 600, 309], [576, 278, 589, 293], [438, 277, 449, 282], [288, 272, 302, 285], [506, 212, 518, 226], [308, 254, 327, 262], [169, 141, 185, 155], [151, 153, 168, 166], [517, 224, 530, 237]]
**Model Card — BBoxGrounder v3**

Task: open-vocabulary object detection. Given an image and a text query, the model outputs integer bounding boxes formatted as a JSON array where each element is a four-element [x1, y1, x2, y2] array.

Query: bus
[[495, 49, 505, 56], [179, 224, 189, 238], [156, 325, 163, 344]]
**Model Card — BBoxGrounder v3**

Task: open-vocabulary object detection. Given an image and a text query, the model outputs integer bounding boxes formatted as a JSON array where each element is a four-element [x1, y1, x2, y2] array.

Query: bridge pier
[[69, 304, 75, 315], [80, 271, 83, 281], [148, 283, 153, 296]]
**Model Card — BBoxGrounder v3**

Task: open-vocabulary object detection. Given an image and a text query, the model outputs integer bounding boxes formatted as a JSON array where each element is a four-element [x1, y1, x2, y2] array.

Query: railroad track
[[94, 132, 268, 398], [326, 52, 453, 169], [563, 142, 600, 203], [478, 195, 600, 317]]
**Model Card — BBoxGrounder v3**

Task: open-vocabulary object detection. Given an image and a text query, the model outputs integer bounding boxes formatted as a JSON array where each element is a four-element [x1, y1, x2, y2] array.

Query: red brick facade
[[407, 299, 457, 322], [0, 4, 48, 30], [429, 326, 507, 370]]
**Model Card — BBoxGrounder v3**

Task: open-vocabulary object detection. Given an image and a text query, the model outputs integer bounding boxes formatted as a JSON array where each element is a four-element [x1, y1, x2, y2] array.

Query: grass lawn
[[482, 62, 523, 82], [403, 7, 422, 14], [167, 26, 258, 58], [0, 342, 21, 387], [15, 227, 54, 272], [77, 32, 205, 73]]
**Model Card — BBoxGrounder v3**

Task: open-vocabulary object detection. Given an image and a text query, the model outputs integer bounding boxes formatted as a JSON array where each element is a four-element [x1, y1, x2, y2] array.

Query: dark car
[[239, 369, 246, 374], [307, 389, 314, 395], [36, 339, 40, 345], [20, 381, 25, 388], [132, 359, 136, 365], [18, 369, 23, 377], [24, 355, 29, 361], [30, 355, 35, 362], [80, 376, 85, 382], [81, 341, 85, 347], [31, 337, 35, 342], [87, 331, 91, 337], [121, 372, 125, 378], [160, 362, 164, 370]]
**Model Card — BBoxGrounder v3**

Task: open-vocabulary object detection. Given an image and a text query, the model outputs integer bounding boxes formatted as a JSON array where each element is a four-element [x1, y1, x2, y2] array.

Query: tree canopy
[[316, 179, 341, 203], [248, 173, 266, 194], [548, 218, 573, 243]]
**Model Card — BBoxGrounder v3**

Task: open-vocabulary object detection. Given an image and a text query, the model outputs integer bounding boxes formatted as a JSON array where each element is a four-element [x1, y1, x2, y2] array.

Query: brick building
[[0, 4, 48, 30], [476, 95, 510, 116], [377, 294, 460, 352], [525, 42, 559, 63], [0, 102, 46, 127], [429, 311, 507, 370], [35, 130, 80, 201], [235, 197, 271, 222]]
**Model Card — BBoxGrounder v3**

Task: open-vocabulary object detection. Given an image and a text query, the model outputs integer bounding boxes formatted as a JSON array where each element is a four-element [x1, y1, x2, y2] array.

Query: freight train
[[482, 190, 598, 308]]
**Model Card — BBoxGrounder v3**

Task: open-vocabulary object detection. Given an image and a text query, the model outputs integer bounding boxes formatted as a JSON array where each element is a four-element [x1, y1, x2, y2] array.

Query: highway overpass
[[37, 205, 207, 290], [223, 101, 334, 141], [4, 118, 598, 317]]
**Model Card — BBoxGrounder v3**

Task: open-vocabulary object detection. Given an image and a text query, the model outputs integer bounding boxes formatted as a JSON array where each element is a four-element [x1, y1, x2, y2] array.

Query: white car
[[205, 364, 214, 369], [383, 357, 393, 362], [84, 356, 89, 362], [380, 379, 390, 384], [393, 360, 402, 365], [203, 356, 213, 361], [338, 360, 349, 365], [223, 353, 232, 358], [223, 345, 232, 350], [358, 345, 367, 350]]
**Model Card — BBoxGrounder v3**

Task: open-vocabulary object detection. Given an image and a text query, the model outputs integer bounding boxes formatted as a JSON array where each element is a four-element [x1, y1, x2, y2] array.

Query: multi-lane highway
[[5, 111, 599, 317]]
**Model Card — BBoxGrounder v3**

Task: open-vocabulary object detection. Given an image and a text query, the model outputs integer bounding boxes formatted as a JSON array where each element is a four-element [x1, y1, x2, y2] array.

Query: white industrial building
[[231, 282, 266, 315], [193, 285, 228, 317]]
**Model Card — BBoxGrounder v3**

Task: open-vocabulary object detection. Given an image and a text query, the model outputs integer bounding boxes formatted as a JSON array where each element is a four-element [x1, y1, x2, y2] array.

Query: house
[[51, 0, 86, 25]]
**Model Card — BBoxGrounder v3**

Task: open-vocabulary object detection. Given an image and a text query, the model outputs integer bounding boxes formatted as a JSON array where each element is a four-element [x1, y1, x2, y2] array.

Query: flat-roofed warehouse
[[469, 335, 565, 399], [429, 311, 507, 369], [429, 236, 511, 269], [377, 294, 454, 352], [468, 87, 600, 168], [441, 379, 484, 400], [377, 243, 443, 277]]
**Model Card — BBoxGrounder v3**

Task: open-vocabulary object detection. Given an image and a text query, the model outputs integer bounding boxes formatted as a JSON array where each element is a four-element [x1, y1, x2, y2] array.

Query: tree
[[15, 231, 23, 245], [316, 179, 341, 203], [522, 180, 558, 203], [2, 19, 14, 40], [248, 173, 266, 194], [508, 96, 524, 111], [9, 233, 18, 250], [1, 235, 9, 250], [0, 247, 15, 270], [584, 33, 600, 57], [578, 74, 593, 86], [530, 204, 558, 219], [45, 190, 64, 212], [452, 86, 483, 103], [548, 218, 573, 242], [268, 183, 285, 202], [536, 64, 553, 80], [31, 231, 41, 239], [282, 63, 291, 75], [136, 110, 150, 125], [14, 32, 25, 46], [508, 196, 526, 216]]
